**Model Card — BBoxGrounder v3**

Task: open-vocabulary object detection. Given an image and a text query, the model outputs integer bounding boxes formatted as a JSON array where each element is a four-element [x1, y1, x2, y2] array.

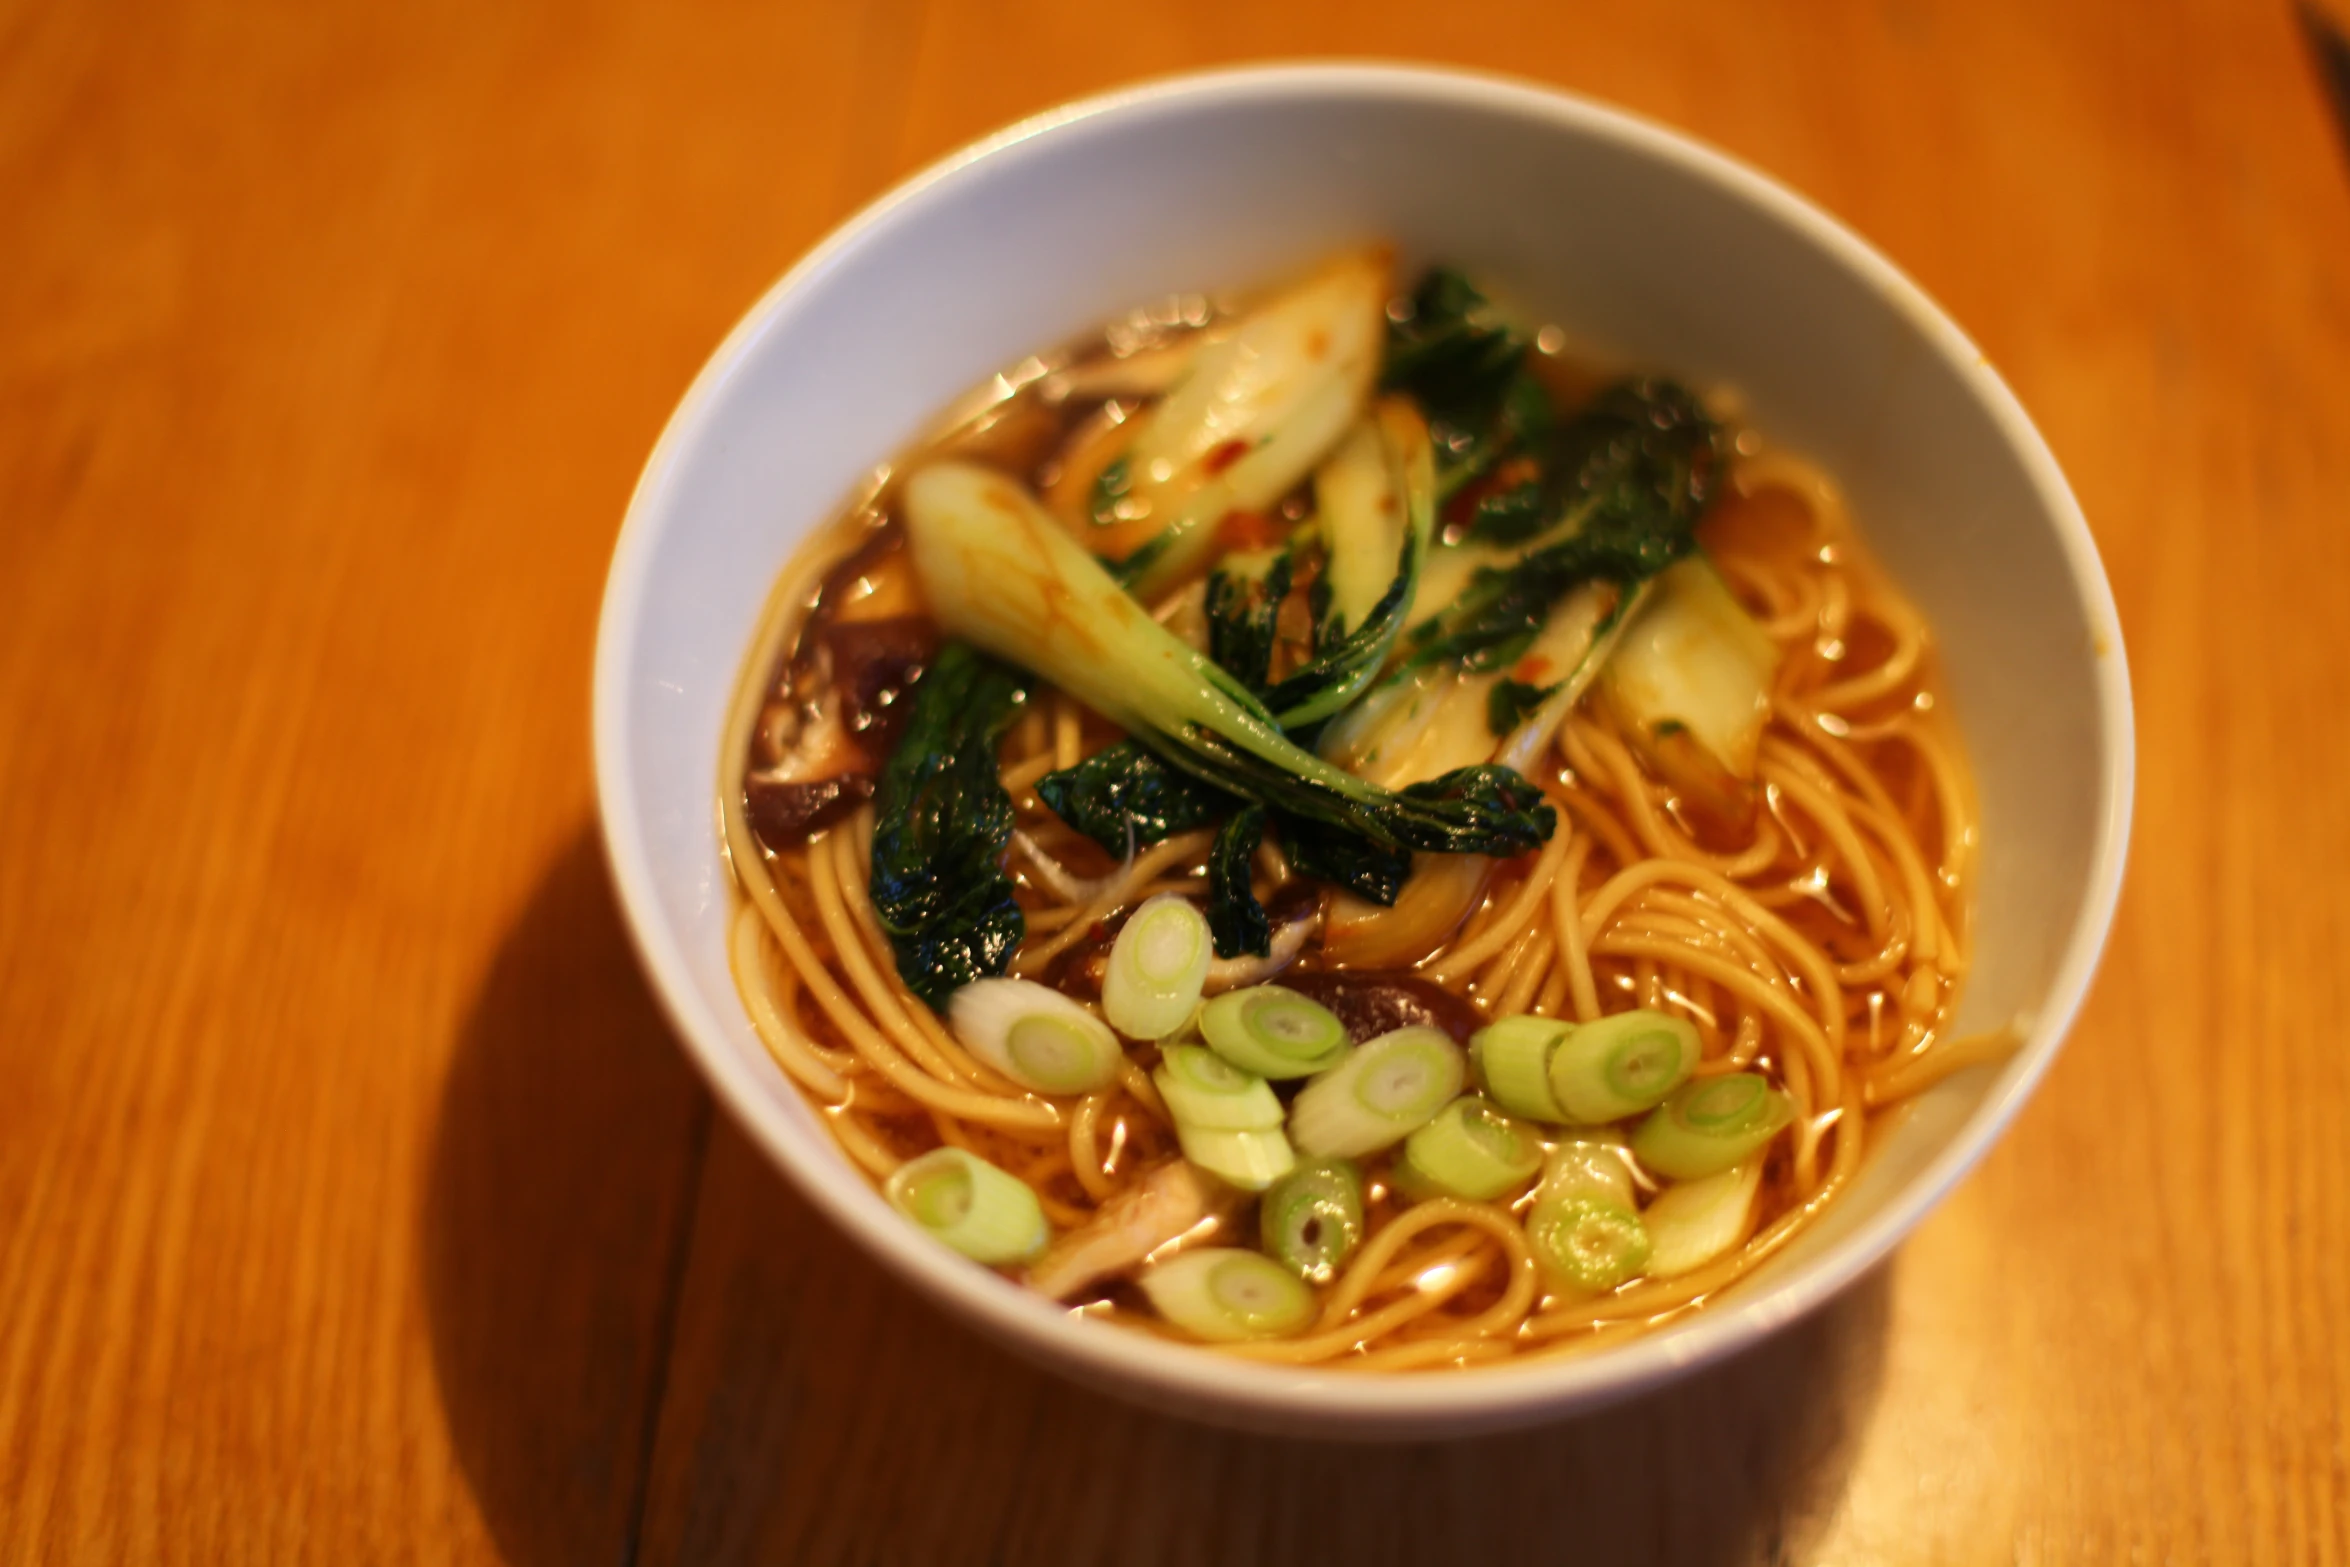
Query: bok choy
[[900, 462, 1555, 859], [1320, 378, 1724, 784], [1033, 741, 1233, 857], [1094, 250, 1390, 598], [1596, 555, 1781, 826], [1259, 399, 1437, 728], [1380, 267, 1554, 508], [868, 643, 1029, 1007], [1312, 375, 1719, 961], [1203, 546, 1293, 695]]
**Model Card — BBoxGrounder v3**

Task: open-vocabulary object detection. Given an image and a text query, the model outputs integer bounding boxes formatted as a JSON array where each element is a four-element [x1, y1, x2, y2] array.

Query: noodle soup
[[719, 252, 1980, 1369]]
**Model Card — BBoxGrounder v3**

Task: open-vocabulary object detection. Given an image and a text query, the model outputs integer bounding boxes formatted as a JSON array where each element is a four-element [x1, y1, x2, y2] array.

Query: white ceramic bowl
[[594, 63, 2132, 1438]]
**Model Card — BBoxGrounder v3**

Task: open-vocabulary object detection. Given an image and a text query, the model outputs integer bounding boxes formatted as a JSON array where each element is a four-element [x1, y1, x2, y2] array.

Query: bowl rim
[[593, 59, 2136, 1431]]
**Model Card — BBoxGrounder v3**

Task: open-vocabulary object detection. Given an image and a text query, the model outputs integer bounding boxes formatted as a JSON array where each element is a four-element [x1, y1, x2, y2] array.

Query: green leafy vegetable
[[1261, 399, 1437, 730], [1398, 379, 1722, 677], [1551, 378, 1721, 541], [901, 462, 1555, 860], [868, 643, 1029, 1007], [1453, 462, 1550, 546], [1380, 268, 1554, 499], [1088, 455, 1133, 528], [1035, 740, 1236, 857], [1279, 816, 1410, 905], [1171, 723, 1554, 857], [1598, 555, 1780, 781], [1108, 251, 1389, 598], [1205, 547, 1293, 695], [1486, 677, 1557, 737], [1207, 805, 1272, 958]]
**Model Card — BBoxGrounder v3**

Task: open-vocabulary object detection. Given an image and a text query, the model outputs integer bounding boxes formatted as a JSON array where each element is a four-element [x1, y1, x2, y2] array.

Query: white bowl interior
[[596, 66, 2131, 1437]]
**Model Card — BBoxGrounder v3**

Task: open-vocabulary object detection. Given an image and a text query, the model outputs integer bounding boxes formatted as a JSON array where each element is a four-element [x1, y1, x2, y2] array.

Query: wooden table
[[6, 0, 2347, 1560]]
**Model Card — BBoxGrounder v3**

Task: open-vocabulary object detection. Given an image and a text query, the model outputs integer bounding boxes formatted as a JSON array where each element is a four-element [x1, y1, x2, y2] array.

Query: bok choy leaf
[[1034, 741, 1235, 857], [1282, 819, 1411, 905], [1393, 379, 1721, 677], [1204, 547, 1292, 696], [1380, 267, 1554, 503], [1207, 805, 1272, 958], [868, 643, 1030, 1007]]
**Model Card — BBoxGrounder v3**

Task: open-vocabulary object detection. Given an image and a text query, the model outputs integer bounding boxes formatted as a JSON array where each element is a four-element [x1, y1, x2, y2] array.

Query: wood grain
[[3, 0, 2347, 1561]]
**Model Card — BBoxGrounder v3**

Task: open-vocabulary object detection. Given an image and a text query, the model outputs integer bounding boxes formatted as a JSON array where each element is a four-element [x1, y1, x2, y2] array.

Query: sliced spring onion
[[1152, 1043, 1284, 1131], [1102, 894, 1212, 1040], [1541, 1131, 1636, 1205], [1546, 1009, 1699, 1124], [1469, 1014, 1572, 1122], [1643, 1161, 1766, 1278], [1526, 1188, 1651, 1294], [1528, 1130, 1646, 1292], [1632, 1072, 1795, 1180], [1393, 1094, 1544, 1201], [948, 977, 1124, 1096], [1138, 1247, 1319, 1342], [1197, 984, 1350, 1078], [1173, 1123, 1297, 1191], [1259, 1158, 1366, 1284], [883, 1147, 1050, 1265], [1288, 1024, 1467, 1159]]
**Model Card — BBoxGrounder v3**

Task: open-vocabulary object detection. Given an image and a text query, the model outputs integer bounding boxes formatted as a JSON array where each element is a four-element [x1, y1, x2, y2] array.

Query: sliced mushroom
[[1025, 1159, 1238, 1302], [742, 532, 938, 854]]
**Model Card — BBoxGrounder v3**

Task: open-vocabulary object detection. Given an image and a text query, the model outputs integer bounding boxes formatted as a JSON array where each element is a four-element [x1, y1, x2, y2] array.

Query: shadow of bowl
[[421, 828, 710, 1567]]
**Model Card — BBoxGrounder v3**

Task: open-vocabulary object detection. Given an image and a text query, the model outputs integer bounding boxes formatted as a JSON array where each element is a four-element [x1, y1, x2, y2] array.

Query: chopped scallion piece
[[1102, 894, 1212, 1040], [1172, 1123, 1296, 1191], [1529, 1131, 1647, 1292], [1153, 1043, 1284, 1131], [1138, 1247, 1318, 1342], [883, 1147, 1050, 1265], [1197, 984, 1350, 1078], [1546, 1009, 1698, 1124], [1643, 1161, 1766, 1278], [1632, 1072, 1795, 1180], [1469, 1014, 1572, 1121], [1288, 1024, 1466, 1158], [1540, 1131, 1636, 1205], [1526, 1188, 1650, 1293], [948, 978, 1124, 1096], [1260, 1158, 1366, 1284], [1393, 1094, 1543, 1201]]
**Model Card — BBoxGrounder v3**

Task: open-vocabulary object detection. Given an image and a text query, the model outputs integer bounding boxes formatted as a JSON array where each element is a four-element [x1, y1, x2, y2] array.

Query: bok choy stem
[[1110, 251, 1389, 599]]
